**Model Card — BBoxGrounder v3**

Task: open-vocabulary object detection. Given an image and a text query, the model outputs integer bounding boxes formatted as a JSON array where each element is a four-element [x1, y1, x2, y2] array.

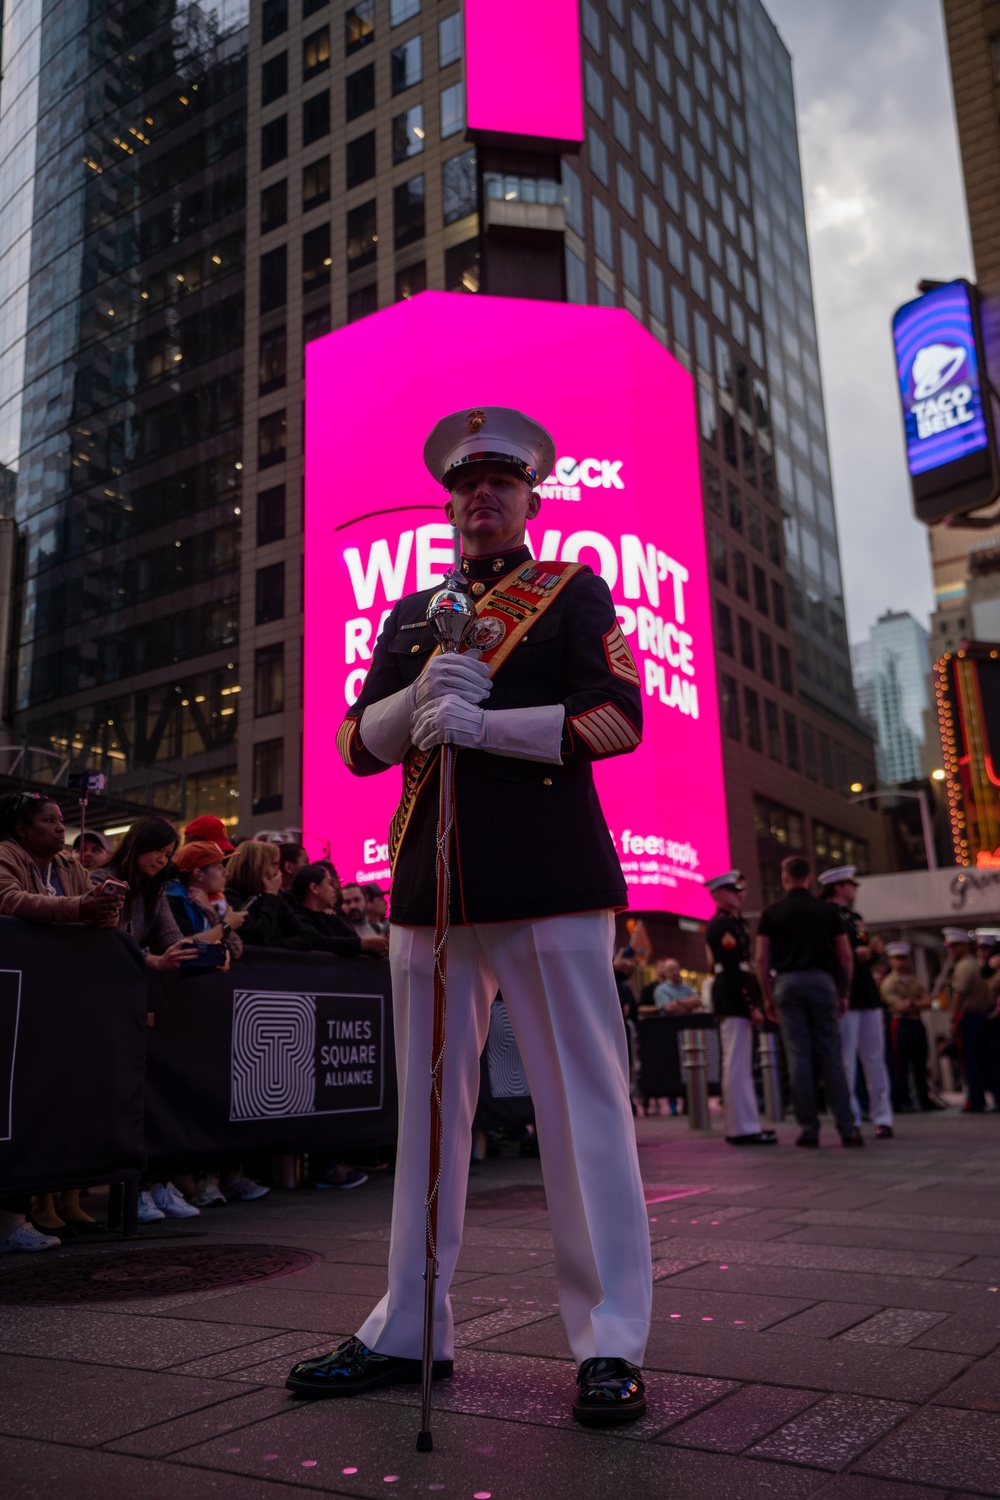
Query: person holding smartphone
[[99, 816, 203, 972]]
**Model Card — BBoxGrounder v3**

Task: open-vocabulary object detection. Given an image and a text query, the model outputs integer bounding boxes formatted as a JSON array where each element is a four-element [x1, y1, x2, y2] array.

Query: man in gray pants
[[755, 856, 863, 1148]]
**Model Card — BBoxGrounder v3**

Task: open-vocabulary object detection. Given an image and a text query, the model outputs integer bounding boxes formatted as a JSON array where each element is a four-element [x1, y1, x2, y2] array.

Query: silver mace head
[[426, 570, 476, 654]]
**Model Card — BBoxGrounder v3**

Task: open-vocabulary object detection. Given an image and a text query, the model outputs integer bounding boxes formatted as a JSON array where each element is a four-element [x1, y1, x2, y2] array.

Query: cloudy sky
[[761, 0, 972, 645]]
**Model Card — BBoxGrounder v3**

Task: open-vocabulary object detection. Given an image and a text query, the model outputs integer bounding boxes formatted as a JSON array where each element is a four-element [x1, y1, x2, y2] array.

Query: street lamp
[[847, 789, 938, 871]]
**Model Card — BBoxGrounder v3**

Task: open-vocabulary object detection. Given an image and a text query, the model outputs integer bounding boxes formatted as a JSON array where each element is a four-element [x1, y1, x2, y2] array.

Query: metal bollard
[[270, 1153, 301, 1190], [757, 1031, 783, 1123], [680, 1028, 711, 1130]]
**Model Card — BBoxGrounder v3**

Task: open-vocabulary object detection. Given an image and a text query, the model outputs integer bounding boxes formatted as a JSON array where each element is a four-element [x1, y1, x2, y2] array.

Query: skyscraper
[[851, 611, 931, 786], [0, 0, 248, 824], [0, 0, 882, 903]]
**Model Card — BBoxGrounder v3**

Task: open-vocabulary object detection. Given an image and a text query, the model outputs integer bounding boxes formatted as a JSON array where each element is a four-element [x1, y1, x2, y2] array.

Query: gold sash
[[387, 560, 583, 872]]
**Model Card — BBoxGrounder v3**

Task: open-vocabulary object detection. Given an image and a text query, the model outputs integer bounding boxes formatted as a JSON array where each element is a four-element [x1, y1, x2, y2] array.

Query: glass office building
[[0, 0, 248, 823]]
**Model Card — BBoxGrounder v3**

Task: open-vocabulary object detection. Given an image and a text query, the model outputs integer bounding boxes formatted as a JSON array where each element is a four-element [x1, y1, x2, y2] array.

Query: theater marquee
[[304, 294, 730, 919]]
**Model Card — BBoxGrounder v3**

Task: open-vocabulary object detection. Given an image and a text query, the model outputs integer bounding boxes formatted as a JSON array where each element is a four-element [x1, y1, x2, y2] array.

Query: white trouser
[[719, 1016, 762, 1137], [356, 911, 653, 1367], [839, 1008, 893, 1127]]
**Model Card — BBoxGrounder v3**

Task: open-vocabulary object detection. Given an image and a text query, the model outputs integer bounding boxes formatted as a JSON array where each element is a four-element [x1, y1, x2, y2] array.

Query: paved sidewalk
[[3, 1110, 1000, 1499]]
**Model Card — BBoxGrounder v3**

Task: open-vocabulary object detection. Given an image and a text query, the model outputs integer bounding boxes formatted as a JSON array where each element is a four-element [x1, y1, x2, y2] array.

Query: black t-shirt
[[756, 888, 842, 975]]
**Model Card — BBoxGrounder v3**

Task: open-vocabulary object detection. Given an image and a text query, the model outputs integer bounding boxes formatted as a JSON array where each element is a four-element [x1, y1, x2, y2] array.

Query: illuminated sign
[[304, 293, 730, 919], [464, 0, 584, 147], [934, 645, 1000, 866], [892, 280, 999, 522]]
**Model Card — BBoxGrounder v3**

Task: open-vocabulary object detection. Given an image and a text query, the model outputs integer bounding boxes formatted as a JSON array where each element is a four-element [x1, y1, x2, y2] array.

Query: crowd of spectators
[[0, 795, 390, 1253]]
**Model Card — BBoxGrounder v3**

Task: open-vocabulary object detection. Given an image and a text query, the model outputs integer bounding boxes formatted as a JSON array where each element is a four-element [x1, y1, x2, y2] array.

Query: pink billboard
[[464, 0, 584, 146], [304, 293, 730, 919]]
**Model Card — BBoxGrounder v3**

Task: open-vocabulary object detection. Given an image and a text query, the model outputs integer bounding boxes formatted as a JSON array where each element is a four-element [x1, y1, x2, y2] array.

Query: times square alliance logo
[[909, 343, 975, 439]]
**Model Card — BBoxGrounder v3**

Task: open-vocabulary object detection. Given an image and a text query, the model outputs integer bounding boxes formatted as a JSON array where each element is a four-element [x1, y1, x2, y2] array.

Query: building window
[[303, 25, 330, 79], [259, 245, 287, 312], [394, 175, 425, 247], [346, 129, 376, 187], [662, 162, 680, 212], [772, 580, 787, 629], [439, 11, 462, 66], [261, 179, 287, 231], [744, 687, 762, 751], [715, 600, 733, 655], [738, 616, 754, 670], [566, 246, 587, 303], [727, 481, 742, 531], [819, 732, 833, 788], [666, 223, 684, 271], [777, 644, 793, 694], [346, 63, 375, 119], [563, 161, 584, 234], [257, 412, 286, 470], [704, 461, 722, 515], [257, 485, 285, 546], [252, 738, 284, 815], [259, 328, 286, 393], [647, 257, 665, 323], [694, 311, 711, 371], [303, 223, 332, 289], [641, 193, 660, 246], [440, 80, 465, 136], [262, 51, 288, 103], [759, 631, 774, 682], [698, 386, 716, 443], [255, 562, 285, 624], [635, 69, 653, 121], [262, 0, 287, 43], [303, 305, 331, 343], [747, 498, 763, 550], [347, 283, 378, 321], [732, 548, 748, 600], [615, 162, 636, 217], [392, 35, 422, 93], [254, 643, 284, 718], [813, 822, 870, 879], [802, 722, 818, 780], [391, 0, 420, 22], [303, 90, 330, 142], [588, 127, 609, 185], [393, 104, 424, 162], [345, 0, 374, 54], [720, 673, 740, 739], [784, 713, 800, 772], [753, 564, 769, 614], [609, 34, 628, 86], [261, 116, 288, 168], [347, 200, 377, 267], [438, 151, 475, 226], [396, 261, 426, 300], [592, 197, 614, 268], [584, 60, 606, 118], [754, 796, 805, 905], [303, 156, 330, 209], [445, 237, 481, 293], [765, 699, 782, 761], [620, 228, 640, 295], [709, 531, 727, 584], [612, 97, 632, 151], [671, 286, 689, 351]]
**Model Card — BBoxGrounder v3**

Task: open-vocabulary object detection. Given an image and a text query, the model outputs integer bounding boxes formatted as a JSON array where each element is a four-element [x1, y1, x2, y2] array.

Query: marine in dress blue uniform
[[287, 407, 651, 1426], [819, 865, 894, 1138], [705, 871, 776, 1145]]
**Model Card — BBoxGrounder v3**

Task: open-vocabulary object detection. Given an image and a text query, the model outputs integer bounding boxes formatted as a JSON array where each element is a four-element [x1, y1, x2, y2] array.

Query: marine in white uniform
[[704, 870, 777, 1146]]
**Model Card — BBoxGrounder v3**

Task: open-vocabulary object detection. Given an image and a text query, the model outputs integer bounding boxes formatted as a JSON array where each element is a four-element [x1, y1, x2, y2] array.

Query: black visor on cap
[[442, 452, 537, 489]]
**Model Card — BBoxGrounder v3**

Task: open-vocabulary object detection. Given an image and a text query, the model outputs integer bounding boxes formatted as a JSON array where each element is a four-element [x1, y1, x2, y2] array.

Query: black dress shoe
[[875, 1124, 894, 1139], [573, 1357, 646, 1426], [794, 1134, 819, 1148], [285, 1336, 453, 1398], [726, 1131, 778, 1145], [841, 1128, 865, 1148]]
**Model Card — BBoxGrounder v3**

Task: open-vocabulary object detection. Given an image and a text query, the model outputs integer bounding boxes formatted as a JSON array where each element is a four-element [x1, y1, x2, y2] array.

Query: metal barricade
[[680, 1028, 711, 1130], [757, 1031, 783, 1123]]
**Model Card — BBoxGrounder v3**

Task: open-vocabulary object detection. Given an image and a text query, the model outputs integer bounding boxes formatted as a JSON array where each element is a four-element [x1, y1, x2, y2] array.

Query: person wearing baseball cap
[[183, 814, 235, 857], [818, 866, 894, 1139], [290, 406, 650, 1426], [942, 928, 994, 1112], [704, 871, 776, 1146], [166, 841, 245, 949]]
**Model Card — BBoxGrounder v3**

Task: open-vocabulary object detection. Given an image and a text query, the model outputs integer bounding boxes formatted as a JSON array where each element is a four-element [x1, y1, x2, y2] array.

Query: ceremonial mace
[[417, 575, 476, 1454]]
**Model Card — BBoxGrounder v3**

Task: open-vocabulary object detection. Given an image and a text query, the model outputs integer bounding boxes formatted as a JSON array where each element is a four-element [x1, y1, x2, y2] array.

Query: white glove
[[359, 686, 412, 765], [411, 699, 565, 764], [406, 653, 492, 713]]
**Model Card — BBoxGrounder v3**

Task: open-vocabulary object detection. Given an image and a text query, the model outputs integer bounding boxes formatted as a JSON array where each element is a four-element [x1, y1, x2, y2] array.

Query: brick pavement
[[2, 1110, 1000, 1499]]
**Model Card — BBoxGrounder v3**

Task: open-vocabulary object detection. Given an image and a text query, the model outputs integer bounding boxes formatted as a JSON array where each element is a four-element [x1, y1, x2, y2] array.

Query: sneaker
[[222, 1171, 270, 1201], [137, 1191, 165, 1224], [0, 1222, 60, 1253], [150, 1182, 201, 1219], [193, 1174, 227, 1208], [316, 1168, 368, 1190]]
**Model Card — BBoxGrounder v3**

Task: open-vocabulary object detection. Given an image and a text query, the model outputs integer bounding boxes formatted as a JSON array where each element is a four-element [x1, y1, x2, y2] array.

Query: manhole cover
[[0, 1243, 318, 1304]]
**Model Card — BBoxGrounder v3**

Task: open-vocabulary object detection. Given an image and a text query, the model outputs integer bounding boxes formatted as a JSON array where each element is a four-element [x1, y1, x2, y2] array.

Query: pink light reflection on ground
[[304, 294, 730, 919], [465, 0, 583, 143]]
